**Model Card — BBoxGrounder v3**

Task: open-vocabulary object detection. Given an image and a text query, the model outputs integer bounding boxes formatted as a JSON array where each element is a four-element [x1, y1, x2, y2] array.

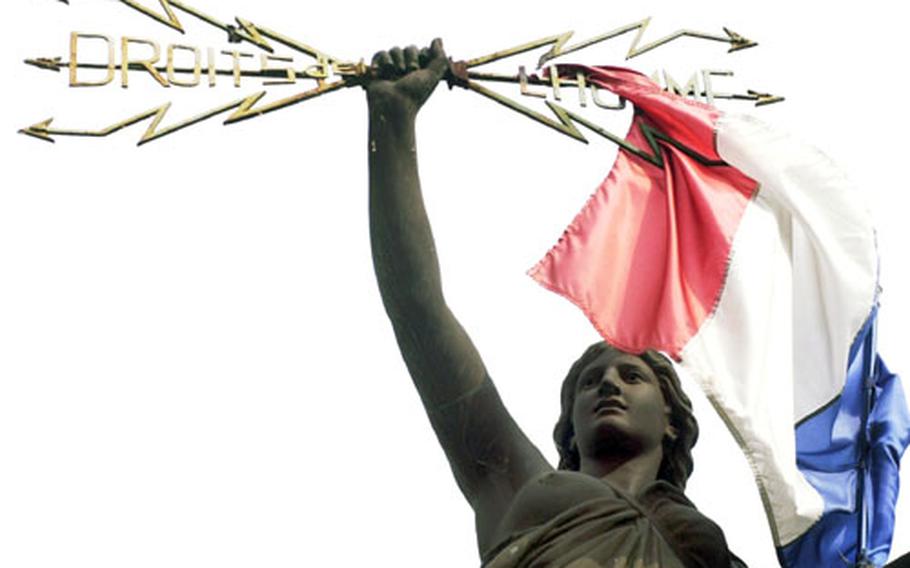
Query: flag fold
[[530, 65, 910, 566]]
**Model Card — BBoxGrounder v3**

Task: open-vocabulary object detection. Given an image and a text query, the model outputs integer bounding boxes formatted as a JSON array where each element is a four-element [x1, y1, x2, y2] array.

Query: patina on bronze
[[365, 37, 747, 568], [20, 0, 781, 146]]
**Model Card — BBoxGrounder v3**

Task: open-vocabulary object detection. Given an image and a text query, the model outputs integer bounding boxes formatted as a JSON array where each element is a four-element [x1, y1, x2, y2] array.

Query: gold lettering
[[302, 57, 330, 85], [69, 32, 115, 87], [260, 54, 296, 86], [519, 66, 545, 98], [221, 49, 254, 87], [701, 69, 733, 105], [167, 44, 201, 87], [333, 60, 366, 77], [576, 72, 587, 108], [207, 48, 216, 87], [662, 70, 699, 98], [591, 84, 625, 110], [548, 66, 562, 101], [121, 37, 168, 88]]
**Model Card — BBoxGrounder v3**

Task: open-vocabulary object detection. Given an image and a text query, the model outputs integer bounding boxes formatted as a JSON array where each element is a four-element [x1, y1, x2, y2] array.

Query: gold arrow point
[[19, 118, 56, 143], [33, 118, 54, 130], [25, 57, 63, 71], [756, 96, 785, 107], [728, 41, 758, 53], [723, 27, 758, 52]]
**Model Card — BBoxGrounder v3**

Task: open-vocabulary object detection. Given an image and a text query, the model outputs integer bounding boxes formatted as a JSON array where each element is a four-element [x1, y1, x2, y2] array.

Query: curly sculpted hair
[[552, 341, 699, 490]]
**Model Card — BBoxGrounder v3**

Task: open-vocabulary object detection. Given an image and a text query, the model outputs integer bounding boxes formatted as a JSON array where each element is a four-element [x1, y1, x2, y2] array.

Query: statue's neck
[[579, 445, 663, 496]]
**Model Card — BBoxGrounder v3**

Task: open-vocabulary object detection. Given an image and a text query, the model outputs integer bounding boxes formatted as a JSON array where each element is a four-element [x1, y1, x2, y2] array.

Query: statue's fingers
[[371, 50, 387, 69], [404, 45, 420, 71], [389, 47, 406, 74], [418, 46, 431, 66], [429, 38, 446, 58], [426, 38, 448, 76], [372, 50, 394, 78]]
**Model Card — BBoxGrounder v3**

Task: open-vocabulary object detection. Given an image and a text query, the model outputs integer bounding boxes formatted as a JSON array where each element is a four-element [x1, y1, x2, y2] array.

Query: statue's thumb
[[427, 38, 449, 78]]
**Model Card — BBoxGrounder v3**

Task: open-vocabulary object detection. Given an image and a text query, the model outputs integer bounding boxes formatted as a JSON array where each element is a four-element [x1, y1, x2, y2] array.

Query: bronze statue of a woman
[[366, 38, 746, 568]]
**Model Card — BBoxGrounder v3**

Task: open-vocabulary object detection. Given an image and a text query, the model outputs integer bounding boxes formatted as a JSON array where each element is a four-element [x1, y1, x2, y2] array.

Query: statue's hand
[[366, 38, 449, 118]]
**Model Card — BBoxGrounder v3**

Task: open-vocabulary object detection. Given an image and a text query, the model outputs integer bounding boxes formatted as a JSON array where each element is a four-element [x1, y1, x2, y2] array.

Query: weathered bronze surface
[[365, 38, 744, 568]]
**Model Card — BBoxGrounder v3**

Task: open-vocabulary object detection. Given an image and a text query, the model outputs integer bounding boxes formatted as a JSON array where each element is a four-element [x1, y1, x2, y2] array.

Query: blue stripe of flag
[[779, 313, 910, 567]]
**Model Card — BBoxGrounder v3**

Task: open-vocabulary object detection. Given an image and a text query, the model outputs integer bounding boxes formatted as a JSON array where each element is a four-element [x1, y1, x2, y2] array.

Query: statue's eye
[[624, 370, 645, 383], [580, 371, 599, 388]]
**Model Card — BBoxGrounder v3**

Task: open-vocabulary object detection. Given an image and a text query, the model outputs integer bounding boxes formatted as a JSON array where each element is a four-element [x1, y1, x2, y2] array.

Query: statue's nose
[[597, 370, 622, 396]]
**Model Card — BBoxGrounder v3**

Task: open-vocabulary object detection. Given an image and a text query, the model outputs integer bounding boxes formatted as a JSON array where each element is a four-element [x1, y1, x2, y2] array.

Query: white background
[[2, 1, 908, 567]]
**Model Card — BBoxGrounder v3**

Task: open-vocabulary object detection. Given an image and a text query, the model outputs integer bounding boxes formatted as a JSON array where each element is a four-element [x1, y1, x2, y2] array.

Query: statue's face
[[571, 350, 671, 461]]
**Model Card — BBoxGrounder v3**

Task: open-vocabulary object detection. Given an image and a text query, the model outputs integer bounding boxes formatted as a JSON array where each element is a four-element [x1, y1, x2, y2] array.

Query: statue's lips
[[593, 398, 626, 414]]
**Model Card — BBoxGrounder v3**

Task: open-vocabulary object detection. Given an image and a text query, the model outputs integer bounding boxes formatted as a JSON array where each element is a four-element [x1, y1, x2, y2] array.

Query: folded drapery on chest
[[481, 485, 733, 568]]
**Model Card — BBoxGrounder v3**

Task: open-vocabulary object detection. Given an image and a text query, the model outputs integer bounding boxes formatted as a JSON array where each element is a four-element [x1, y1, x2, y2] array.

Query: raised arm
[[365, 39, 551, 551]]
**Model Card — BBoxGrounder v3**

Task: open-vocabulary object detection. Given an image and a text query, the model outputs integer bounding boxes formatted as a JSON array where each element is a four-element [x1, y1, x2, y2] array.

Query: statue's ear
[[664, 425, 679, 442]]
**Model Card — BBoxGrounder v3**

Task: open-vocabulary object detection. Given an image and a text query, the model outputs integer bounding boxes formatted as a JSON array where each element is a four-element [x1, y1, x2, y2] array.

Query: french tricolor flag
[[530, 66, 910, 567]]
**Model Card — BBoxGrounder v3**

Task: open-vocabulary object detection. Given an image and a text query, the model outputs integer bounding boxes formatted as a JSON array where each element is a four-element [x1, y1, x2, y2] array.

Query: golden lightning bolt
[[19, 78, 351, 145], [26, 3, 776, 149], [20, 93, 262, 145], [119, 1, 184, 33]]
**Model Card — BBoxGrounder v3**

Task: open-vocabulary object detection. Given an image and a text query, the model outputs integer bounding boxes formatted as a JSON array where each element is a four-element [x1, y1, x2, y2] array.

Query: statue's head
[[553, 341, 698, 490]]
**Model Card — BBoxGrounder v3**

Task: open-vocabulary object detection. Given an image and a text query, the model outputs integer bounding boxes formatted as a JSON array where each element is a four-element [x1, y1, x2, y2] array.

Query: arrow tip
[[755, 96, 784, 106], [19, 118, 55, 143], [24, 56, 63, 72], [723, 27, 758, 52], [745, 89, 785, 106]]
